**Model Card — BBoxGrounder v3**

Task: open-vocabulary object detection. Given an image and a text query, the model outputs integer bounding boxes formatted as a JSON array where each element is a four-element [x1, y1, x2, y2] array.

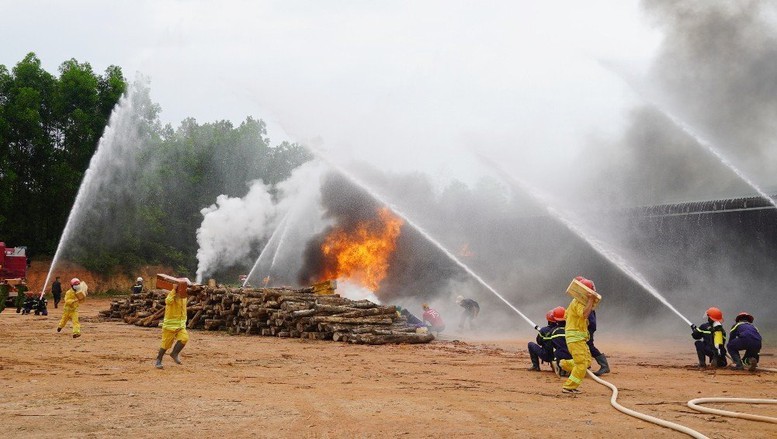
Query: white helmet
[[456, 295, 464, 304], [137, 277, 143, 283]]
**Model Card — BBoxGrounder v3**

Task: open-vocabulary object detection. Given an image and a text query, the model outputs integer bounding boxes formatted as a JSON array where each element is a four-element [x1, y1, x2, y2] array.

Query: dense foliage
[[0, 53, 312, 274]]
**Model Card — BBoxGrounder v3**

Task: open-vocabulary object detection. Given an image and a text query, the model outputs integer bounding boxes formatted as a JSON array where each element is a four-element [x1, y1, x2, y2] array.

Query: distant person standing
[[51, 277, 62, 308], [455, 295, 480, 331], [132, 277, 143, 295], [0, 279, 11, 313], [57, 278, 85, 338], [422, 304, 445, 336], [15, 279, 29, 313]]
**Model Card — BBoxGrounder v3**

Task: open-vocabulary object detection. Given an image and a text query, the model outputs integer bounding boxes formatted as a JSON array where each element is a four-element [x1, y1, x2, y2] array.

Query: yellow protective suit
[[58, 288, 81, 335], [560, 298, 591, 390], [160, 289, 188, 350]]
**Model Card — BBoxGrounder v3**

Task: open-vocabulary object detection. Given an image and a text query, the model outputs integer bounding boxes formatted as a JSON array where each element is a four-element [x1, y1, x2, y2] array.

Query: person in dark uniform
[[727, 312, 762, 371], [691, 307, 727, 368], [132, 277, 144, 295], [527, 309, 557, 371], [51, 277, 62, 308], [455, 295, 480, 330], [548, 306, 573, 377]]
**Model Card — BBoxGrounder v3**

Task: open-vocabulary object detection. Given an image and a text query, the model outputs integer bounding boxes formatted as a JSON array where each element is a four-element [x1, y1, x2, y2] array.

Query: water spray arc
[[478, 154, 694, 326], [598, 62, 777, 210], [307, 148, 539, 330], [40, 90, 142, 298], [243, 211, 291, 287]]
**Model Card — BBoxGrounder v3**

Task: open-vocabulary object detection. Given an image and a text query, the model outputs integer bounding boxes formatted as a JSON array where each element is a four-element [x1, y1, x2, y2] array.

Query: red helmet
[[70, 278, 81, 286], [706, 307, 723, 323], [735, 312, 754, 323], [545, 310, 556, 323], [552, 306, 566, 322], [575, 275, 596, 291]]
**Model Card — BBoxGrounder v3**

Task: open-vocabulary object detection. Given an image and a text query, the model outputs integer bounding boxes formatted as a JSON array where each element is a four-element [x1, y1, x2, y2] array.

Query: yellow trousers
[[160, 328, 189, 350], [560, 340, 591, 390], [58, 309, 80, 335]]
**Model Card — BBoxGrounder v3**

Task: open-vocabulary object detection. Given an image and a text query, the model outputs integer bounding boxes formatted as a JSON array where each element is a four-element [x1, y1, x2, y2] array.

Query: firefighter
[[57, 278, 84, 338], [559, 277, 597, 394], [691, 307, 727, 368], [131, 277, 143, 295], [15, 279, 28, 313], [155, 284, 189, 369], [455, 295, 480, 331], [0, 279, 10, 313], [421, 304, 445, 336], [51, 276, 62, 308], [527, 309, 557, 371], [727, 312, 762, 371], [548, 306, 572, 377], [574, 276, 610, 376]]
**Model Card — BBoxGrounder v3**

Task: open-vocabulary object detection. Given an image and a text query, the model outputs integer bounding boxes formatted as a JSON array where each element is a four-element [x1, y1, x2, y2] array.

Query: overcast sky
[[2, 1, 661, 184]]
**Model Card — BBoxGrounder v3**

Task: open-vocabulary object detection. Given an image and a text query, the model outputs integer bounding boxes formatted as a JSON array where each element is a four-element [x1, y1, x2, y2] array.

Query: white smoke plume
[[195, 180, 276, 283]]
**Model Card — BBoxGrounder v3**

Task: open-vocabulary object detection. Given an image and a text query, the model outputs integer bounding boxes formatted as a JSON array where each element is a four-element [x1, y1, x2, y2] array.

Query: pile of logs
[[99, 281, 434, 345]]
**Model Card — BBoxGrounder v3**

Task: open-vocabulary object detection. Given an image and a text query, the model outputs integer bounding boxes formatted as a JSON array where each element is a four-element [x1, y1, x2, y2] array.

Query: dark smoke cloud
[[643, 0, 777, 182]]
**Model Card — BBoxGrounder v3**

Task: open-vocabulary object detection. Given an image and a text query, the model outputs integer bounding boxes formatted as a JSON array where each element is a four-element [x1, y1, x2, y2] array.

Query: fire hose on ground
[[587, 369, 777, 439]]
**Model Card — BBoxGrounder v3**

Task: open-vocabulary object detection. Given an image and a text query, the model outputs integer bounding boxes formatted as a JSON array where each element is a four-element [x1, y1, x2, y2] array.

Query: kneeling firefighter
[[691, 307, 727, 368], [727, 312, 762, 371]]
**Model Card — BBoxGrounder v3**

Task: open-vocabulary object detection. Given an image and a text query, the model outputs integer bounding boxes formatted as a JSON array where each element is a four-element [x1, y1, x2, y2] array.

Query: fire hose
[[587, 369, 777, 438]]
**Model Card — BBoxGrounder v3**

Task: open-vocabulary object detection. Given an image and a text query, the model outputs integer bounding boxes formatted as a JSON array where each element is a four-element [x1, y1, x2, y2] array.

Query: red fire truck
[[0, 242, 28, 307]]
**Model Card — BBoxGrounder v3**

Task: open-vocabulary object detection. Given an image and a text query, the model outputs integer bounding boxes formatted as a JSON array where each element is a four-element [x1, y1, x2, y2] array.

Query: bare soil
[[1, 297, 774, 438]]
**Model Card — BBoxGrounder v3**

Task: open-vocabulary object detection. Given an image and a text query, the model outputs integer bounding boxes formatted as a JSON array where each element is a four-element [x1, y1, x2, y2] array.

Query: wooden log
[[337, 307, 397, 318], [309, 316, 393, 325], [187, 310, 203, 329], [348, 333, 435, 345]]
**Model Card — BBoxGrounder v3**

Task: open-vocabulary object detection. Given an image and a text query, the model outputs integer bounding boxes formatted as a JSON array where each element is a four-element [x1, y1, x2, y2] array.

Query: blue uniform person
[[587, 310, 610, 375], [691, 307, 727, 368], [548, 306, 573, 377], [727, 312, 762, 371], [527, 309, 557, 371]]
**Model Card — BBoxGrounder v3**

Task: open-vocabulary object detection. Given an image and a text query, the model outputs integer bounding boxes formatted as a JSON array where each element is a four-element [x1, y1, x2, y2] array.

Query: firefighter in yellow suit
[[155, 286, 188, 369], [559, 279, 597, 394], [57, 278, 84, 338]]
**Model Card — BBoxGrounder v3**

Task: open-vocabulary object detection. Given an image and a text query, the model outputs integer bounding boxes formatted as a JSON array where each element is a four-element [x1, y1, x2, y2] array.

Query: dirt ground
[[1, 297, 774, 439]]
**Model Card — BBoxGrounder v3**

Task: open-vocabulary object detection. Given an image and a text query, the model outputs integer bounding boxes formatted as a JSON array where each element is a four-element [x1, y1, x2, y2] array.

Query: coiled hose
[[586, 370, 708, 438], [588, 368, 777, 437], [686, 397, 777, 423]]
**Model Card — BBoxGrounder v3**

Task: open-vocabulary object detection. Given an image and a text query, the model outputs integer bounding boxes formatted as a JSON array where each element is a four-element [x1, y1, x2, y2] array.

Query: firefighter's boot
[[593, 354, 610, 376], [696, 351, 707, 369], [729, 350, 744, 370], [527, 351, 540, 371], [155, 348, 166, 369], [747, 356, 758, 372], [170, 341, 185, 365]]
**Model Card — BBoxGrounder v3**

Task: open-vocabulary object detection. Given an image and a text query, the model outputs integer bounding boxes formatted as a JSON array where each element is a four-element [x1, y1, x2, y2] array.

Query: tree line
[[1, 53, 311, 275]]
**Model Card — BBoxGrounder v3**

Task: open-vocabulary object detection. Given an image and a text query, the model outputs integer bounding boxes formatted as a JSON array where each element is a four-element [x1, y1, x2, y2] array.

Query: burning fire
[[319, 207, 403, 291]]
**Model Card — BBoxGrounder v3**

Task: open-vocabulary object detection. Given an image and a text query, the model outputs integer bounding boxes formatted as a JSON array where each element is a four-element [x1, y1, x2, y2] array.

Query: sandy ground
[[1, 297, 775, 439]]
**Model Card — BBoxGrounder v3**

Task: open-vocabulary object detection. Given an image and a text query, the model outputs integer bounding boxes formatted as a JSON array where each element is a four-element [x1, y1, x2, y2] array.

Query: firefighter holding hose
[[691, 307, 727, 368], [559, 276, 598, 394], [155, 280, 189, 369], [527, 309, 557, 371]]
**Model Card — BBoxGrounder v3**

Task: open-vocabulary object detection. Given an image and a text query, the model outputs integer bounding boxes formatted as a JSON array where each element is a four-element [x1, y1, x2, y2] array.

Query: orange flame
[[319, 207, 403, 291]]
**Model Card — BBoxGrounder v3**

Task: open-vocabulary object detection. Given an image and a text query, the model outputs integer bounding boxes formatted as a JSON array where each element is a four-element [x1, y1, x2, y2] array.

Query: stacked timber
[[99, 281, 433, 345]]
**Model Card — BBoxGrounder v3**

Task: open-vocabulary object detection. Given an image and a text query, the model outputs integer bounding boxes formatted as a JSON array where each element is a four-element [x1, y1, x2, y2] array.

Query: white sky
[[1, 0, 661, 185]]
